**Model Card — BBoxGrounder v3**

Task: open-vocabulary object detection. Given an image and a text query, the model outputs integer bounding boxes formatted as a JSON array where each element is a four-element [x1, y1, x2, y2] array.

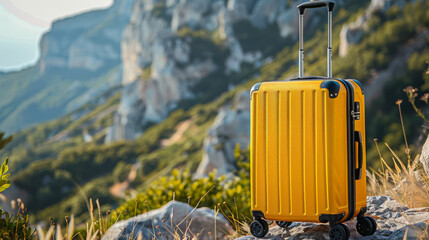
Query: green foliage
[[152, 2, 170, 21], [335, 0, 429, 80], [5, 88, 120, 171], [140, 66, 152, 80], [0, 209, 34, 240], [112, 145, 251, 225], [0, 137, 33, 239], [113, 161, 132, 183], [0, 62, 121, 132], [0, 135, 11, 193], [0, 157, 10, 193], [35, 176, 116, 225]]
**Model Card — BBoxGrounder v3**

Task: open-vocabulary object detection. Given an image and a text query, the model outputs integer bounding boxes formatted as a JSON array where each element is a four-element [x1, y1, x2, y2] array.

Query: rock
[[106, 80, 145, 142], [171, 0, 215, 32], [420, 135, 429, 176], [389, 222, 429, 240], [102, 201, 232, 240], [249, 0, 285, 29], [339, 0, 418, 56], [195, 91, 250, 177], [109, 34, 218, 141], [276, 6, 297, 38], [237, 196, 429, 239], [339, 23, 364, 57], [40, 0, 133, 73]]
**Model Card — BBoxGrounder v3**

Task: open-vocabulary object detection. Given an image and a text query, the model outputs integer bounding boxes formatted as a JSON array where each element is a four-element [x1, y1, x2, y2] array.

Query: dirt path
[[160, 119, 192, 147], [109, 162, 139, 199]]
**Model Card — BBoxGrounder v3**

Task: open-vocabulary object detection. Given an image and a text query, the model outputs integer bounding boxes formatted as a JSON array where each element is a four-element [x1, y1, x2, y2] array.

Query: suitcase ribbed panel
[[251, 81, 350, 223]]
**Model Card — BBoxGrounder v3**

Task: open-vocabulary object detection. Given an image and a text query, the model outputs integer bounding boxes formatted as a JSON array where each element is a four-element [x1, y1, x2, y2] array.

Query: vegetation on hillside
[[113, 145, 250, 223]]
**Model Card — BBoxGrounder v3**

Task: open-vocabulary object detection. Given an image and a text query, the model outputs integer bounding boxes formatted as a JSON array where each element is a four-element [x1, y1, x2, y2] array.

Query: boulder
[[103, 201, 232, 240], [195, 91, 250, 177], [389, 222, 429, 240], [420, 135, 429, 176], [237, 196, 429, 239]]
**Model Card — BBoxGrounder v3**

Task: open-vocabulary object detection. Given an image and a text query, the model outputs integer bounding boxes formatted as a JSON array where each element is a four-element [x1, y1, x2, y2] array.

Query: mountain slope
[[0, 0, 133, 133]]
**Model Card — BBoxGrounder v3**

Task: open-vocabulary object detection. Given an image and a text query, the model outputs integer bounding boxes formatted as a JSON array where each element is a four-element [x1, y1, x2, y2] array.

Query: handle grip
[[354, 131, 363, 180], [297, 1, 335, 15], [297, 1, 335, 78]]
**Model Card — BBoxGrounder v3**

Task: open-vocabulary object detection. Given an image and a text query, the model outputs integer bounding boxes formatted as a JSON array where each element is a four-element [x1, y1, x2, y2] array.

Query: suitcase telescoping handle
[[354, 131, 363, 180], [297, 1, 335, 78]]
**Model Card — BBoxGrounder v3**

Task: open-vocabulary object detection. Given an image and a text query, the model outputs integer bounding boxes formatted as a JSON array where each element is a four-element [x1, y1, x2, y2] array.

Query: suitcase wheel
[[356, 216, 377, 236], [329, 223, 350, 240], [250, 219, 269, 238], [275, 221, 292, 229]]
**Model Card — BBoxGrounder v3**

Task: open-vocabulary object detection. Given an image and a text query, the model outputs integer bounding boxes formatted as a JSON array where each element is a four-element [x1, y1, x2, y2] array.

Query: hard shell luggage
[[249, 1, 377, 239]]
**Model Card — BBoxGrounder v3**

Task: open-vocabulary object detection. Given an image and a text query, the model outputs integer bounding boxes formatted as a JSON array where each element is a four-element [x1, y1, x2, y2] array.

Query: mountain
[[0, 0, 134, 133], [1, 0, 429, 227]]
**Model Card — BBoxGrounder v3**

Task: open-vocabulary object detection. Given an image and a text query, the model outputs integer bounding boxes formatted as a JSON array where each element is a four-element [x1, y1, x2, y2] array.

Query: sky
[[0, 0, 114, 72]]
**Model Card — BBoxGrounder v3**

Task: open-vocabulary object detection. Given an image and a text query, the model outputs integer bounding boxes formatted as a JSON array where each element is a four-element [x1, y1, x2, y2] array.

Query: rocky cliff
[[0, 0, 134, 132], [107, 0, 321, 142], [195, 90, 250, 177], [339, 0, 417, 57], [39, 0, 133, 74]]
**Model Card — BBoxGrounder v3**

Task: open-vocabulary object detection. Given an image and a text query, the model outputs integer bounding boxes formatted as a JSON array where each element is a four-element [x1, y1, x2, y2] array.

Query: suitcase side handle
[[354, 131, 363, 180], [297, 1, 335, 78]]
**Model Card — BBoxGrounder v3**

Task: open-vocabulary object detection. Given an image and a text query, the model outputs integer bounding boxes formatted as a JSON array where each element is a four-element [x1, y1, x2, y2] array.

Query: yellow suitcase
[[249, 1, 377, 239]]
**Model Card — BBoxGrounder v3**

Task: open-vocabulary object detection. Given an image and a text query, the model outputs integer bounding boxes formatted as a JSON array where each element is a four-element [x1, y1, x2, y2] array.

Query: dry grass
[[367, 141, 429, 208], [216, 201, 250, 239], [35, 187, 238, 240], [366, 99, 429, 239], [367, 142, 429, 239], [368, 100, 429, 208]]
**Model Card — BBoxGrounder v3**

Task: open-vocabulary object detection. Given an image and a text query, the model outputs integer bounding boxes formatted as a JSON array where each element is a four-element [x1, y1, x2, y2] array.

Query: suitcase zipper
[[338, 79, 356, 222]]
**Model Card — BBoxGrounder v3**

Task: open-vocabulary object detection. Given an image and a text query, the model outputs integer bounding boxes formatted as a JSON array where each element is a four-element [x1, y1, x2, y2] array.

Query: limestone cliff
[[0, 0, 133, 132], [108, 0, 326, 141]]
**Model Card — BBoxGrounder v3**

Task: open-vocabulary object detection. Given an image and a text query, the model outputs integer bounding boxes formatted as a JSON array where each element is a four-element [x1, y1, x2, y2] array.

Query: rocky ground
[[238, 196, 429, 240], [104, 196, 428, 239], [103, 201, 232, 239]]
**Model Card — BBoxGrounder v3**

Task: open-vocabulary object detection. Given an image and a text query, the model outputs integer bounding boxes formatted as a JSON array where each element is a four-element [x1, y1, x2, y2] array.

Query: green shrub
[[113, 161, 133, 183], [0, 141, 34, 239], [0, 209, 34, 240], [0, 157, 10, 193], [112, 145, 251, 225]]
